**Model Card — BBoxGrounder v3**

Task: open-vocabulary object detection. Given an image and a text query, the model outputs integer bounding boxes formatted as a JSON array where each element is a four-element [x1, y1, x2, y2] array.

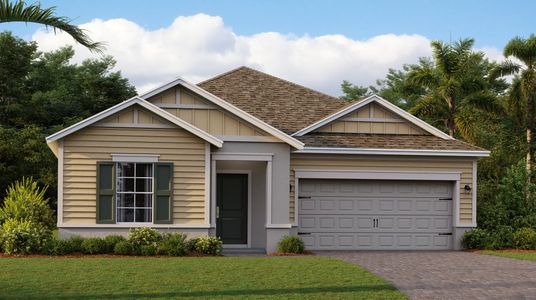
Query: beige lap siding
[[62, 126, 207, 225], [290, 154, 475, 225]]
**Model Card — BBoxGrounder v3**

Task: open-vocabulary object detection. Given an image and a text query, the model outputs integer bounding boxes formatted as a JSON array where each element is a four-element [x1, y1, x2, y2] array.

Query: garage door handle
[[439, 198, 453, 201], [298, 196, 311, 199], [438, 233, 452, 236], [297, 232, 311, 235]]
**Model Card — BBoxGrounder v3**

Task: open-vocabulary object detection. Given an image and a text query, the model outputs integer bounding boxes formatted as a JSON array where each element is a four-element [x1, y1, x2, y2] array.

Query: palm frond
[[453, 38, 475, 57], [408, 63, 440, 89], [504, 35, 536, 66], [461, 91, 503, 114], [453, 109, 478, 143], [431, 40, 456, 75], [489, 60, 521, 79], [0, 0, 103, 52]]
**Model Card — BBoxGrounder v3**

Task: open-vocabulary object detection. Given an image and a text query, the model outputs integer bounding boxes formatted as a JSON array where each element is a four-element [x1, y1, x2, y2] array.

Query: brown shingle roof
[[198, 66, 348, 134], [297, 133, 485, 151]]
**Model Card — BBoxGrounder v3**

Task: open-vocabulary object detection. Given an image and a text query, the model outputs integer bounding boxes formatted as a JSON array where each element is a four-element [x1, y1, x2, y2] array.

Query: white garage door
[[298, 179, 453, 250]]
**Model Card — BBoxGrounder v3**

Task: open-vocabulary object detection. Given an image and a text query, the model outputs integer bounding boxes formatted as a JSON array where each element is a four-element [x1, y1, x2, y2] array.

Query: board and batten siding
[[316, 102, 426, 135], [147, 87, 268, 137], [289, 154, 475, 225], [62, 126, 207, 225]]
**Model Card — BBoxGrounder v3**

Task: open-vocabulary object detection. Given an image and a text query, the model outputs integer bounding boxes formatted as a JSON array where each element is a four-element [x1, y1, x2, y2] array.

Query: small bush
[[0, 219, 51, 255], [0, 177, 55, 229], [192, 236, 222, 255], [513, 227, 536, 249], [42, 238, 75, 256], [140, 244, 157, 256], [277, 235, 305, 254], [68, 236, 85, 253], [114, 241, 133, 255], [128, 227, 161, 249], [104, 235, 126, 253], [185, 237, 199, 253], [488, 226, 514, 250], [462, 228, 491, 249], [158, 233, 187, 256], [81, 237, 107, 254]]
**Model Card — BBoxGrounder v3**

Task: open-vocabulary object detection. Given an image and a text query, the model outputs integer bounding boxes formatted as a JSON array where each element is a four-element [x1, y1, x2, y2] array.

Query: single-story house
[[46, 66, 489, 252]]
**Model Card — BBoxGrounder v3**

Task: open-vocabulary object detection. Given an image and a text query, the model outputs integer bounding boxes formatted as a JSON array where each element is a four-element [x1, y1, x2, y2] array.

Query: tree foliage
[[0, 0, 103, 52], [0, 31, 136, 207]]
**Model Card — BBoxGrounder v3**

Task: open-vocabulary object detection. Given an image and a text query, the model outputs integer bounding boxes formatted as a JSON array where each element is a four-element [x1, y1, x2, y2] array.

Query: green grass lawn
[[481, 251, 536, 262], [0, 256, 406, 299]]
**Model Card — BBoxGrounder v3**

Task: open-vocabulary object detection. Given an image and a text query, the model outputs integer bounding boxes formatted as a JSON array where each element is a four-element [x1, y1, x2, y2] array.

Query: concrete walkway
[[318, 251, 536, 300]]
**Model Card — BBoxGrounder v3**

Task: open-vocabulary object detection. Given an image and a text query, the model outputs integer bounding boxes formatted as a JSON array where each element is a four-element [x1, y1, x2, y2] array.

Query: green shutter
[[154, 163, 173, 224], [96, 162, 115, 224]]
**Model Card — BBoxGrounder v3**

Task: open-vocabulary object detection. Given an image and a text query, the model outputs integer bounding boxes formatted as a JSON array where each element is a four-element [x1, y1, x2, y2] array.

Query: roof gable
[[139, 73, 304, 149], [46, 97, 224, 148], [293, 95, 454, 140], [198, 66, 348, 135], [315, 101, 427, 135]]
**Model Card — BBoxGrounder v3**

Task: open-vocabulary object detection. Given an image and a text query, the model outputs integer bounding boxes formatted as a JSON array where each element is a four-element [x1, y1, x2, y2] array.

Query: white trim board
[[111, 154, 160, 163], [46, 97, 223, 148], [58, 224, 211, 229], [292, 94, 454, 140], [294, 147, 490, 157], [211, 152, 274, 162], [139, 77, 305, 149], [57, 140, 64, 227]]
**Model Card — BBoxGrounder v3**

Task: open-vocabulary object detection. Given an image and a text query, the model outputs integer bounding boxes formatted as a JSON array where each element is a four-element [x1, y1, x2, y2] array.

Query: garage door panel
[[301, 233, 453, 250], [298, 179, 453, 250], [299, 197, 451, 215]]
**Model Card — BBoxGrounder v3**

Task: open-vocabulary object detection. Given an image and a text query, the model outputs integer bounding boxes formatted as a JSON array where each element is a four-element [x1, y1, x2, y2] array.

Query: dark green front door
[[216, 174, 248, 244]]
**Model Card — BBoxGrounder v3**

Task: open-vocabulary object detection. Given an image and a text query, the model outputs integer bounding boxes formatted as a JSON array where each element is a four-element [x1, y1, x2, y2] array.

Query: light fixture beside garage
[[464, 185, 472, 192]]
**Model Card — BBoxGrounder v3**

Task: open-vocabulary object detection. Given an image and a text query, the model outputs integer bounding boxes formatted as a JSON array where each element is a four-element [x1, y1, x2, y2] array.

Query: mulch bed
[[477, 249, 536, 253], [0, 252, 219, 258]]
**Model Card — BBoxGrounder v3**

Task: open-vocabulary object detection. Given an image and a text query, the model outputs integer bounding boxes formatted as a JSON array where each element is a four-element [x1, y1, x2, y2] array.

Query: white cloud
[[32, 13, 504, 96]]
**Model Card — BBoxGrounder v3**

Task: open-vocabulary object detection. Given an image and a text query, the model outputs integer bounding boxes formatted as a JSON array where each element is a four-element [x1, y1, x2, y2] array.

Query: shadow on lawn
[[32, 285, 397, 299]]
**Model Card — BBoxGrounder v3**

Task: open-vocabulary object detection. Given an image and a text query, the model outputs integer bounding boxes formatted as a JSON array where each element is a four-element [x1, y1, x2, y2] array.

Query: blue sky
[[3, 0, 533, 95]]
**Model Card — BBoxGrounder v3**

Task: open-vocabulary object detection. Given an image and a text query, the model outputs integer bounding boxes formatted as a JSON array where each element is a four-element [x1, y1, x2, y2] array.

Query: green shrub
[[0, 177, 55, 229], [104, 235, 126, 253], [0, 219, 50, 254], [42, 238, 75, 255], [158, 233, 187, 256], [192, 236, 222, 255], [513, 227, 536, 249], [277, 235, 305, 254], [185, 237, 199, 253], [81, 237, 107, 254], [140, 244, 157, 256], [128, 227, 161, 251], [114, 241, 133, 255], [487, 226, 514, 250], [462, 228, 492, 249], [68, 236, 85, 253]]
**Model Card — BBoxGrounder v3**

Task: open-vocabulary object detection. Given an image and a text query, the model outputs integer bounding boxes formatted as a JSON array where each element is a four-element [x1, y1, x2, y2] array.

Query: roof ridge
[[196, 66, 247, 85], [199, 65, 344, 103]]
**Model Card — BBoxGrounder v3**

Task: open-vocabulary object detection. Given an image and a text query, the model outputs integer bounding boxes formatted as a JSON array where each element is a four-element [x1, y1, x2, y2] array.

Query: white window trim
[[57, 140, 64, 227], [292, 169, 463, 228], [115, 162, 155, 224], [112, 154, 160, 163]]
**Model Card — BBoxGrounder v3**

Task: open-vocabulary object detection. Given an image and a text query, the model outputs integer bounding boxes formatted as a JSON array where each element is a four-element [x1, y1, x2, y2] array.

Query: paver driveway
[[318, 251, 536, 300]]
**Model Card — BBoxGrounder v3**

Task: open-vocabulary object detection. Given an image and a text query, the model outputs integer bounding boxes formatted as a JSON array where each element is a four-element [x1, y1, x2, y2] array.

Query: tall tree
[[492, 35, 536, 175], [0, 32, 135, 205], [407, 38, 501, 140], [339, 80, 371, 101], [0, 0, 102, 52]]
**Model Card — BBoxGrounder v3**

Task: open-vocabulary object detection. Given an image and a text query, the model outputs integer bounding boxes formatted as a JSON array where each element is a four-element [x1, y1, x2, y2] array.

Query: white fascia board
[[294, 147, 491, 157], [139, 77, 305, 150], [45, 97, 223, 148], [292, 94, 454, 140]]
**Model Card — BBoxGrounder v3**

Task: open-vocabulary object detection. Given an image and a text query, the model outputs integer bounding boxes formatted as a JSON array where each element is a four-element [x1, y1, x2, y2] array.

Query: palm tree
[[0, 0, 102, 52], [408, 38, 499, 141], [492, 35, 536, 175]]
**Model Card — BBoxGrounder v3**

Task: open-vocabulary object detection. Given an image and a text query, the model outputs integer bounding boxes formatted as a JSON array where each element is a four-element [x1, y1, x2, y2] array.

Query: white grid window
[[116, 163, 153, 223]]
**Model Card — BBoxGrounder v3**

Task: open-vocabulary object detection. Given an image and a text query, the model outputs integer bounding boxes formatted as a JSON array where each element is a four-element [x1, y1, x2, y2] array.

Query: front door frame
[[216, 170, 252, 248]]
